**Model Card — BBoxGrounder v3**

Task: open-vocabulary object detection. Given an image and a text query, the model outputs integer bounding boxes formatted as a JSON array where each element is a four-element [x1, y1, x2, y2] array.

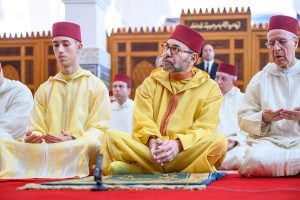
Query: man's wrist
[[147, 136, 156, 146], [261, 119, 270, 126], [261, 113, 270, 125], [176, 139, 183, 151]]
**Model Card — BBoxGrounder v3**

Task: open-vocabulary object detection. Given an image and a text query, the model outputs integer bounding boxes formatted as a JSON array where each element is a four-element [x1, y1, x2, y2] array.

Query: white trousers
[[238, 140, 300, 177]]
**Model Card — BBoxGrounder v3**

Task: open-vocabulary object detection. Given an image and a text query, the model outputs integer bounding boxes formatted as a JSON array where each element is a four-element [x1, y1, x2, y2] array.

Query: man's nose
[[163, 48, 172, 57], [273, 41, 281, 50], [58, 44, 64, 52]]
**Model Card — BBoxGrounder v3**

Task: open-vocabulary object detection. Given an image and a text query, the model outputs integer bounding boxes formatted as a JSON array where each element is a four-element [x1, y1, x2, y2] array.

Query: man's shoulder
[[38, 78, 53, 90], [5, 79, 31, 95], [144, 68, 167, 82], [77, 70, 107, 88], [248, 66, 271, 85], [150, 67, 164, 75], [126, 98, 134, 105], [230, 87, 244, 97], [111, 101, 118, 107], [212, 62, 219, 67], [47, 70, 106, 87], [193, 70, 216, 85]]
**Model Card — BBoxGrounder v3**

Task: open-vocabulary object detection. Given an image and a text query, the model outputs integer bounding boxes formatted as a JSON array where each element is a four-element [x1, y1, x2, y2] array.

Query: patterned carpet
[[18, 172, 226, 190]]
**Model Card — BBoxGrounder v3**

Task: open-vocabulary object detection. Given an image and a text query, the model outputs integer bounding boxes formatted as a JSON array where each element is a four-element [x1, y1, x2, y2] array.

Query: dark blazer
[[195, 62, 219, 80]]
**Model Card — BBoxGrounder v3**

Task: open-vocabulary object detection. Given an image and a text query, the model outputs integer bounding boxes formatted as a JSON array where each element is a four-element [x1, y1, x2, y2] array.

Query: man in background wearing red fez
[[238, 15, 300, 177], [109, 74, 133, 135], [215, 63, 247, 170], [102, 25, 227, 175], [0, 22, 110, 178]]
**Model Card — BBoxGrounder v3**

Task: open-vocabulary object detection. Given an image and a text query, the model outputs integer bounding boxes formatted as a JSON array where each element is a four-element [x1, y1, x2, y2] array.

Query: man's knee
[[238, 147, 273, 176], [207, 134, 227, 156], [106, 130, 129, 142], [108, 161, 145, 175]]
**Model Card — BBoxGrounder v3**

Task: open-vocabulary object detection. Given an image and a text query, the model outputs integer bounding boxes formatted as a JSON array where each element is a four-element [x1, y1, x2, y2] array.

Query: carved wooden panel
[[0, 32, 52, 93], [117, 57, 126, 74], [131, 42, 158, 52], [259, 39, 268, 49], [48, 46, 54, 55], [215, 54, 230, 63], [117, 43, 126, 52], [25, 60, 34, 84], [48, 59, 57, 77], [25, 46, 34, 56], [0, 47, 20, 56], [234, 39, 244, 49], [132, 57, 156, 67], [206, 40, 230, 49], [132, 59, 154, 97], [259, 53, 269, 70], [234, 53, 244, 80]]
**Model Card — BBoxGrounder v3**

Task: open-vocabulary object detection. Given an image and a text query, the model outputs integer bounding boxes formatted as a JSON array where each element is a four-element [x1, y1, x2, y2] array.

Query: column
[[63, 0, 111, 87]]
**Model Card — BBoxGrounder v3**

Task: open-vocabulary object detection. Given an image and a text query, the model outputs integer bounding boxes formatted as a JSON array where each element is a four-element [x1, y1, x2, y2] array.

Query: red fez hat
[[169, 25, 205, 55], [268, 15, 298, 35], [113, 74, 132, 88], [217, 63, 238, 76], [52, 22, 82, 42]]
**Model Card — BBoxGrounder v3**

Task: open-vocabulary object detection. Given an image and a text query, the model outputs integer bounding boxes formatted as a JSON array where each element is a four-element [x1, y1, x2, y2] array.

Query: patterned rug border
[[18, 183, 206, 190], [18, 172, 226, 191]]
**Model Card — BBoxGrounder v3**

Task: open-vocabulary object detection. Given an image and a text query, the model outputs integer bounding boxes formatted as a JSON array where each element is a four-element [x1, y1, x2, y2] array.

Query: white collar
[[205, 60, 214, 66], [112, 99, 132, 108]]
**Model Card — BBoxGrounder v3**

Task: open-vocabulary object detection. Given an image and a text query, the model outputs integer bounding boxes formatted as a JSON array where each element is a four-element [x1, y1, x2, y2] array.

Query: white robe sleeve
[[0, 82, 33, 139], [238, 75, 271, 136]]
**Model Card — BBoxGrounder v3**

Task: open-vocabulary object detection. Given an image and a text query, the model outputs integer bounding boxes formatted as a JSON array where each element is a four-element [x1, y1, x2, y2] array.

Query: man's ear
[[294, 38, 299, 49], [128, 88, 131, 96], [76, 42, 83, 53], [191, 53, 199, 63]]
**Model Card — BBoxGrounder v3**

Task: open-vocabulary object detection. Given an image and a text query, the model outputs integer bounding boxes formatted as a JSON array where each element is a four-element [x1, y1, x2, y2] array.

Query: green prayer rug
[[18, 172, 226, 190]]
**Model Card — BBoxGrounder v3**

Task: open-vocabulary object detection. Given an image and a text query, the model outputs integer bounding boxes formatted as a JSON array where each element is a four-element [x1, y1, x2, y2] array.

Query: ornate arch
[[132, 59, 154, 98], [2, 64, 19, 80]]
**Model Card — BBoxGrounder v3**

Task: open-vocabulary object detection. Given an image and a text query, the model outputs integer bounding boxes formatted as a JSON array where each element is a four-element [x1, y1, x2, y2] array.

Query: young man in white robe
[[0, 63, 33, 139], [238, 15, 300, 177], [109, 74, 133, 135], [215, 63, 247, 170]]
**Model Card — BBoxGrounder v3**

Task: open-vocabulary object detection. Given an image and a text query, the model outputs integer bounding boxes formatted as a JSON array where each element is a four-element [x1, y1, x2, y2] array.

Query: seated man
[[0, 63, 33, 139], [0, 22, 110, 178], [110, 74, 133, 135], [102, 25, 227, 175], [238, 15, 300, 177], [215, 63, 247, 169]]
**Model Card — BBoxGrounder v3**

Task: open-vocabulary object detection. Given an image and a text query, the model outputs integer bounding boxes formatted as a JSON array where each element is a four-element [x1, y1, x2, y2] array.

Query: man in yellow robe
[[0, 22, 110, 178], [102, 25, 227, 175]]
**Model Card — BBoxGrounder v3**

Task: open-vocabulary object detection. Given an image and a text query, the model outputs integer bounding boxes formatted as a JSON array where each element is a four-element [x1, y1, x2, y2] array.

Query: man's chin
[[275, 61, 288, 68], [162, 66, 174, 72]]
